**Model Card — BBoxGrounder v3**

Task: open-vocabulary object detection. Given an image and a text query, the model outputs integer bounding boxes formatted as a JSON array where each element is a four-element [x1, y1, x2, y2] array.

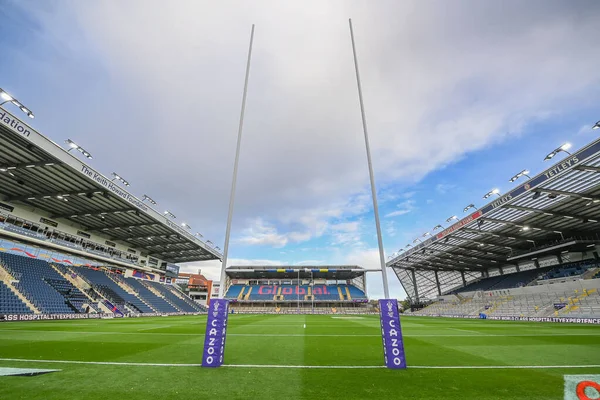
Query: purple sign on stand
[[201, 299, 229, 368], [378, 299, 407, 369]]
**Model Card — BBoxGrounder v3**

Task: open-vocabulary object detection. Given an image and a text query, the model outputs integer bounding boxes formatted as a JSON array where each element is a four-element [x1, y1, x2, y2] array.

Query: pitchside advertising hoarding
[[201, 299, 229, 367]]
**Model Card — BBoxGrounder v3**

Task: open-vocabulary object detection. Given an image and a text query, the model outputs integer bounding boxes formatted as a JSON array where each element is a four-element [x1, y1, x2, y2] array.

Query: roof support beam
[[50, 208, 136, 219], [481, 217, 560, 234], [574, 165, 600, 173], [91, 222, 161, 232], [7, 189, 106, 202], [502, 204, 600, 223], [462, 228, 542, 243], [430, 241, 509, 258], [531, 188, 600, 202], [0, 160, 60, 171]]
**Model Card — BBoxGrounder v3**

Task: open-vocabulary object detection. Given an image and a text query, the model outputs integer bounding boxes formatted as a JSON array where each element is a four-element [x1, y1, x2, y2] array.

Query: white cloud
[[385, 199, 416, 218], [435, 183, 456, 195], [180, 257, 283, 281], [342, 248, 406, 299]]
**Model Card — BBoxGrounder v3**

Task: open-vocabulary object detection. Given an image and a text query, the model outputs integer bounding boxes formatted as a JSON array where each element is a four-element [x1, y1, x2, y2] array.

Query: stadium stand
[[224, 284, 367, 301], [0, 281, 33, 314], [222, 266, 371, 313], [0, 251, 204, 316], [0, 253, 80, 313], [144, 280, 204, 312], [414, 274, 600, 319], [75, 267, 155, 314], [125, 277, 179, 313]]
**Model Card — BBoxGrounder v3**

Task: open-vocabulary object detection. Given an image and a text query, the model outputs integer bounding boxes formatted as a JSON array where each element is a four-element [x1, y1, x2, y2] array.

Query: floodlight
[[142, 195, 157, 205], [164, 210, 177, 219], [593, 120, 600, 130], [483, 189, 501, 199], [111, 172, 130, 186], [544, 143, 572, 161], [463, 204, 476, 212], [65, 139, 93, 159], [446, 215, 458, 222], [509, 169, 531, 183], [0, 88, 34, 118]]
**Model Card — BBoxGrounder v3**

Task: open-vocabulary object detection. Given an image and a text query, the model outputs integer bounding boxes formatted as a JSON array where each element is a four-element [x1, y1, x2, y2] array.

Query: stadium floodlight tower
[[164, 210, 176, 219], [0, 88, 34, 118], [65, 139, 93, 159]]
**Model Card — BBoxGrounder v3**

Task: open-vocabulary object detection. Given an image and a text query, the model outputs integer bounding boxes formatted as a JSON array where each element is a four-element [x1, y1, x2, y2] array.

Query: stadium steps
[[50, 264, 97, 304], [109, 274, 157, 312], [141, 281, 183, 312], [485, 296, 513, 315], [337, 286, 344, 300], [582, 268, 600, 280], [238, 287, 245, 300], [345, 286, 352, 300], [0, 262, 39, 314], [245, 287, 252, 300], [107, 274, 138, 295], [166, 285, 204, 311]]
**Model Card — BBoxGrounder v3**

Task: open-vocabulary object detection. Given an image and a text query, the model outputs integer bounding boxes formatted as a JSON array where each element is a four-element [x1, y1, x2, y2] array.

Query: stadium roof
[[226, 265, 366, 280], [387, 137, 600, 301], [0, 107, 221, 264]]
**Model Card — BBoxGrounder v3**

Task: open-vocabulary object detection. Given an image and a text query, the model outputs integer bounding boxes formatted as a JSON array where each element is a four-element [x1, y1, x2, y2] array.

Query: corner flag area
[[1, 314, 599, 399]]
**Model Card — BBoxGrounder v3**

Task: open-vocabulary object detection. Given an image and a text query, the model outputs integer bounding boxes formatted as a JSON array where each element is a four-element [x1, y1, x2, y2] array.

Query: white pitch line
[[137, 325, 172, 332], [0, 358, 599, 370], [447, 328, 487, 335], [0, 329, 599, 338]]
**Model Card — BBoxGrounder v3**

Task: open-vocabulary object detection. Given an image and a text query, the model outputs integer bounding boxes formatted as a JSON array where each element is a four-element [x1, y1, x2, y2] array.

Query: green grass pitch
[[0, 314, 599, 399]]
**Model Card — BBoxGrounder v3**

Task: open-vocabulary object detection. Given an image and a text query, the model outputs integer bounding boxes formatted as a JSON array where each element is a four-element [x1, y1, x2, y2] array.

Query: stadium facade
[[0, 105, 220, 318]]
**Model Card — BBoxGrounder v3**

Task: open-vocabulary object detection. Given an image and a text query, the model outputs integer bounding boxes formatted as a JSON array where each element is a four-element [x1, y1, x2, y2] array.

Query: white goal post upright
[[348, 18, 390, 299], [219, 24, 255, 299]]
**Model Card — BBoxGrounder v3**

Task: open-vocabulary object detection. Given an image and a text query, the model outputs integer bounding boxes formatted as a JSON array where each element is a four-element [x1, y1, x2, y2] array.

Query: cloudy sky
[[2, 0, 600, 299]]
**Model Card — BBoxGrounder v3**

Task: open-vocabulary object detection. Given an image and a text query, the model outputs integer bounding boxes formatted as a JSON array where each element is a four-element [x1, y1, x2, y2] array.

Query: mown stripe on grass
[[1, 358, 600, 369]]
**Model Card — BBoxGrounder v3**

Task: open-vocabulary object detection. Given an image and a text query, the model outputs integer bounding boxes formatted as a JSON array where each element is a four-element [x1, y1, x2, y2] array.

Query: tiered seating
[[452, 275, 507, 293], [224, 284, 365, 301], [542, 261, 598, 280], [0, 253, 75, 313], [224, 285, 244, 299], [44, 278, 89, 312], [125, 278, 178, 313], [452, 266, 560, 293], [145, 281, 201, 312], [489, 267, 553, 290], [341, 284, 367, 299], [75, 267, 154, 313], [0, 281, 33, 314]]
